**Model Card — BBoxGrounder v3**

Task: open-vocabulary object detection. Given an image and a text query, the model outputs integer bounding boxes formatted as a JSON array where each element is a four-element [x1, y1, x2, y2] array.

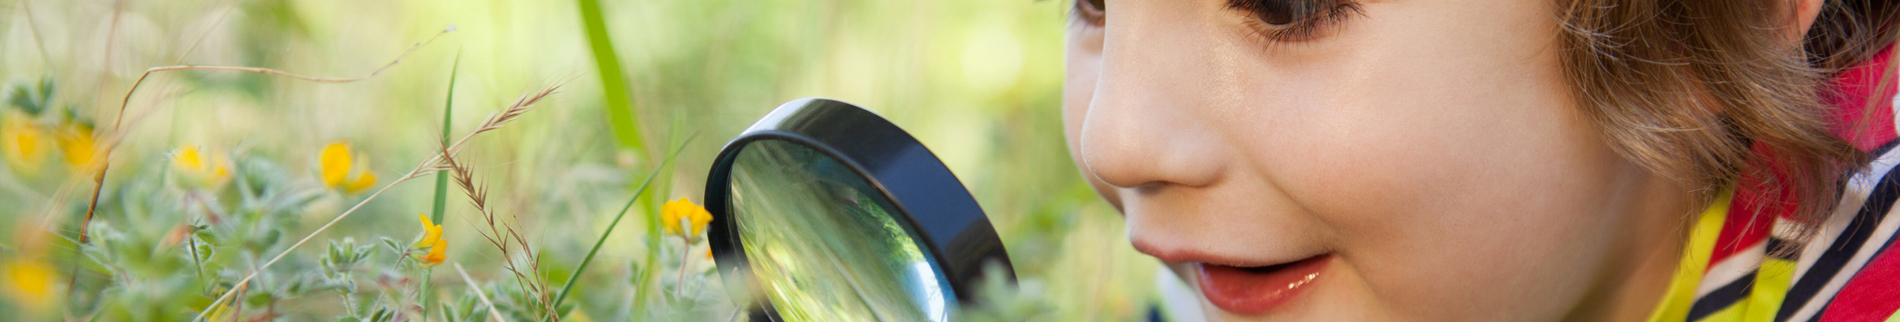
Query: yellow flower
[[170, 145, 232, 189], [2, 257, 57, 310], [54, 121, 98, 170], [420, 239, 447, 267], [319, 142, 376, 194], [1, 115, 48, 171], [414, 213, 447, 267], [662, 197, 713, 239], [415, 213, 443, 248]]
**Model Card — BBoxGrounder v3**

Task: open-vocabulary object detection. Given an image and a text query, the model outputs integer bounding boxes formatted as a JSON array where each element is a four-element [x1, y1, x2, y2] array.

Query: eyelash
[[1229, 0, 1364, 44], [1069, 0, 1363, 44]]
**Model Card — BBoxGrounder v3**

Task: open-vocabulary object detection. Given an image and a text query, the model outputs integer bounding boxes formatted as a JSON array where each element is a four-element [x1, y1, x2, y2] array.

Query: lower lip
[[1196, 254, 1331, 315]]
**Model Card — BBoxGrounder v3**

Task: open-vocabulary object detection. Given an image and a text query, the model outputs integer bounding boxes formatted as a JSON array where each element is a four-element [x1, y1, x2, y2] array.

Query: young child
[[1061, 0, 1900, 320]]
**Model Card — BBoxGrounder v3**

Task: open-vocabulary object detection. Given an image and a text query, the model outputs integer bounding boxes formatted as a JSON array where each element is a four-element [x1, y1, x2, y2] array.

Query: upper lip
[[1132, 237, 1327, 268]]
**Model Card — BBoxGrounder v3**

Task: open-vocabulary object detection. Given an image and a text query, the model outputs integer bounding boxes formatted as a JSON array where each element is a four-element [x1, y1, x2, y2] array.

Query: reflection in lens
[[728, 140, 955, 322]]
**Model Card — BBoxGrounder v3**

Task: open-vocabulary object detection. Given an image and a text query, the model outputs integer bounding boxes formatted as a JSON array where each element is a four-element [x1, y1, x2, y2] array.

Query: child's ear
[[1788, 0, 1825, 44]]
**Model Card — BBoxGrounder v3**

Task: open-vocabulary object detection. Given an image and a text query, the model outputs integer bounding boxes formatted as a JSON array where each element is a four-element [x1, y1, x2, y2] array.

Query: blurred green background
[[0, 0, 1159, 320]]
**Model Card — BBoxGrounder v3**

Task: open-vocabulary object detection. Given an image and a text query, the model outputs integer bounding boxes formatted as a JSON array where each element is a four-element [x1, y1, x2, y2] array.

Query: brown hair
[[1555, 0, 1898, 238]]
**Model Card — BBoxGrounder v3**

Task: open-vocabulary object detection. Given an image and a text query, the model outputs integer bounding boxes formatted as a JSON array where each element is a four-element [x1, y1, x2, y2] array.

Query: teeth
[[1231, 255, 1318, 273], [1237, 262, 1292, 273]]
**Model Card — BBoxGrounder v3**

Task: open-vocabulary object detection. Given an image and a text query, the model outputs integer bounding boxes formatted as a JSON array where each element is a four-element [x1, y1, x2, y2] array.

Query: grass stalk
[[441, 139, 559, 321], [548, 133, 695, 312]]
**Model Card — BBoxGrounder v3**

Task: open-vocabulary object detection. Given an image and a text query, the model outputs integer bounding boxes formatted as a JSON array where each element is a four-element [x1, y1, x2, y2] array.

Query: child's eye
[[1073, 0, 1106, 27], [1226, 0, 1363, 43]]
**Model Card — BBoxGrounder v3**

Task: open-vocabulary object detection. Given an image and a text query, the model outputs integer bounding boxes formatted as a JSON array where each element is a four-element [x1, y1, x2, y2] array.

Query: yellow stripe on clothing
[[1742, 258, 1797, 322], [1703, 302, 1747, 321], [1649, 189, 1732, 322]]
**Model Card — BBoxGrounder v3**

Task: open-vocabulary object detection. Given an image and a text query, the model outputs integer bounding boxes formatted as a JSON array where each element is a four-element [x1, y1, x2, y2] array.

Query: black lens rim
[[704, 98, 1014, 320]]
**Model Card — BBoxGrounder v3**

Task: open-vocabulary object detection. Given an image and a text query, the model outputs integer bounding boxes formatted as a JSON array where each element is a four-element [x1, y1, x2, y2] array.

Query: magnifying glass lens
[[728, 139, 955, 321]]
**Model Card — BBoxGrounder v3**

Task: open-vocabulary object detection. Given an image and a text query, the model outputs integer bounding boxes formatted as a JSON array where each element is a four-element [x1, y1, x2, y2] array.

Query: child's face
[[1063, 0, 1696, 320]]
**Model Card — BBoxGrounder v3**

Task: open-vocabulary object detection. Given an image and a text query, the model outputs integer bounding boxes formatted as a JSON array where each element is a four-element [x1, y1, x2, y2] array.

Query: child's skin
[[1061, 0, 1823, 320]]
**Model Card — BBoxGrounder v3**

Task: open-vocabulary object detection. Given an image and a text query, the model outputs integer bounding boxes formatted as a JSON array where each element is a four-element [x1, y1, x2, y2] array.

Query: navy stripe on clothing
[[1687, 271, 1756, 321], [1776, 151, 1900, 322]]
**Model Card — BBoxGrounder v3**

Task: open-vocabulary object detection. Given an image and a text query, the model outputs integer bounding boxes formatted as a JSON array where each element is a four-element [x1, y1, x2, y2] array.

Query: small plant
[[1, 1, 1140, 321]]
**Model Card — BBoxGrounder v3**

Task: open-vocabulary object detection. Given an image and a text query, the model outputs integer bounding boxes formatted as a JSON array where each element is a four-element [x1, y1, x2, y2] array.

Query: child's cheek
[[1245, 92, 1632, 319]]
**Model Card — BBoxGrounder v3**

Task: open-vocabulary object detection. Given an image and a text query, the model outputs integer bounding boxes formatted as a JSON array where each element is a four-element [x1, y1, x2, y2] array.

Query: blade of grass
[[435, 51, 459, 226], [423, 50, 462, 322], [549, 132, 696, 311], [575, 0, 647, 155]]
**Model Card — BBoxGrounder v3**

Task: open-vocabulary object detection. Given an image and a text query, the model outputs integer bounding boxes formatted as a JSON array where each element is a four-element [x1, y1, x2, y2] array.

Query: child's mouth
[[1196, 254, 1332, 315]]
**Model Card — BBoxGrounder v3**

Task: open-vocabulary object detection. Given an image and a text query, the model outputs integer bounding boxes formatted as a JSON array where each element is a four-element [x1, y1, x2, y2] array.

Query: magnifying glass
[[704, 98, 1015, 321]]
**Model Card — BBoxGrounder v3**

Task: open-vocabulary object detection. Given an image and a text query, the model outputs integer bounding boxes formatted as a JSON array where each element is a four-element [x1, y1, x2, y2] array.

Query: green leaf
[[6, 79, 42, 115], [193, 243, 214, 261], [380, 237, 404, 256], [372, 306, 395, 322], [259, 229, 281, 249], [440, 299, 460, 322], [245, 292, 273, 306]]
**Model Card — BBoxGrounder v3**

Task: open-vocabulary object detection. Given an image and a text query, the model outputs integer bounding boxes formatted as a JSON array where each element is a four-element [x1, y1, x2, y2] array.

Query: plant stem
[[675, 235, 691, 296], [188, 224, 208, 295], [420, 268, 434, 322], [548, 134, 695, 311]]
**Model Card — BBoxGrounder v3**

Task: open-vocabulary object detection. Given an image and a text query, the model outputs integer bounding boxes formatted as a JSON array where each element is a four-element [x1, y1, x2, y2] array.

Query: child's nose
[[1078, 98, 1229, 189], [1079, 16, 1231, 190]]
